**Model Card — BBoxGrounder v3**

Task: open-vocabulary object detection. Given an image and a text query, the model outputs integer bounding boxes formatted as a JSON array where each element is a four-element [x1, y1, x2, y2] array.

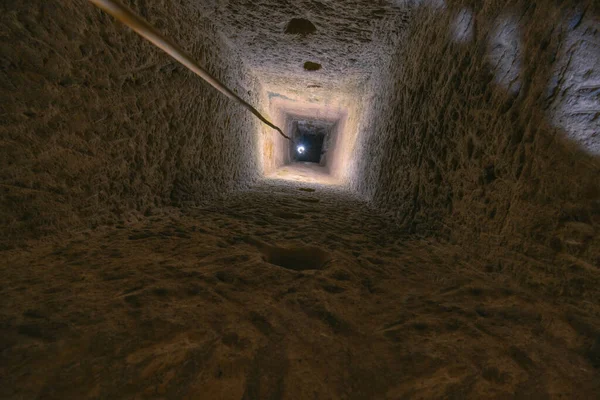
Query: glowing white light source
[[297, 145, 305, 154]]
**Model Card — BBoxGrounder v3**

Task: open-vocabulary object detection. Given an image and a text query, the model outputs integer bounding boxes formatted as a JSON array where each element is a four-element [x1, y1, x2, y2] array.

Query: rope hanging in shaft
[[88, 0, 292, 142]]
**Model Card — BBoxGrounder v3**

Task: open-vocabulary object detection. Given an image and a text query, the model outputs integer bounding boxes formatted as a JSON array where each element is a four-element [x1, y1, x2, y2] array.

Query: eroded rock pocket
[[303, 61, 322, 71], [285, 18, 317, 35], [261, 245, 331, 271]]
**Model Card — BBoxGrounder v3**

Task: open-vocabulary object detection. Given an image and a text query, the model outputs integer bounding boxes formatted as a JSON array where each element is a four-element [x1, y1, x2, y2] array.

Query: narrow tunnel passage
[[1, 0, 600, 398]]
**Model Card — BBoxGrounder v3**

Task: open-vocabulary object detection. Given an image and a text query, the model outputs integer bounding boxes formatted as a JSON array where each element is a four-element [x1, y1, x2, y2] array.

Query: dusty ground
[[267, 162, 341, 186], [2, 164, 600, 399]]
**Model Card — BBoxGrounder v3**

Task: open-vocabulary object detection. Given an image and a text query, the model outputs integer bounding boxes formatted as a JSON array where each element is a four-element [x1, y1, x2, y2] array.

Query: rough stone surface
[[2, 177, 599, 398], [197, 0, 411, 102], [351, 0, 600, 272], [2, 0, 600, 397], [548, 11, 600, 155], [1, 0, 262, 247]]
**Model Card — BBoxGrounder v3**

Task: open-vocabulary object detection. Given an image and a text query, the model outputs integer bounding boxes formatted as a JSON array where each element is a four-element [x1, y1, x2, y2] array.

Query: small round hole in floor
[[262, 245, 331, 271], [285, 18, 317, 35], [304, 61, 322, 71]]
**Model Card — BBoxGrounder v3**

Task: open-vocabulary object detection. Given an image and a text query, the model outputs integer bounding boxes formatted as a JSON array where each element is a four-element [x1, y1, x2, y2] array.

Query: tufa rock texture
[[1, 0, 262, 247], [350, 1, 600, 282], [1, 0, 600, 397], [197, 0, 411, 103]]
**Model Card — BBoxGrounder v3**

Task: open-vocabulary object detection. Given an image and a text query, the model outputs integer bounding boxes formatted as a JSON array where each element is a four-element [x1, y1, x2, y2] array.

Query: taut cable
[[88, 0, 292, 141]]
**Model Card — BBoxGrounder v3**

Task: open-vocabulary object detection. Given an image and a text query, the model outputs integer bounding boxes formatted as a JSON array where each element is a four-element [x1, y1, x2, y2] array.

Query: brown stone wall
[[1, 0, 262, 247], [351, 1, 600, 282]]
